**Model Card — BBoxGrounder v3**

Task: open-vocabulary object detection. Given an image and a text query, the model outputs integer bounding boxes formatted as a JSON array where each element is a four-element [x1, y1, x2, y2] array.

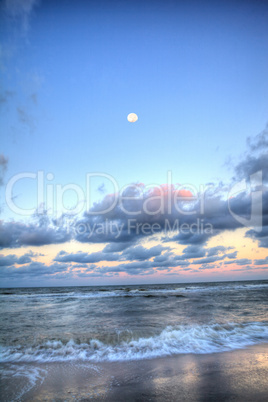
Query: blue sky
[[0, 0, 268, 286]]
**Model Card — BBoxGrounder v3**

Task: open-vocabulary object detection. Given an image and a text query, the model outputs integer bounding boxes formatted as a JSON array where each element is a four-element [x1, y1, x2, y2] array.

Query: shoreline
[[1, 343, 268, 401]]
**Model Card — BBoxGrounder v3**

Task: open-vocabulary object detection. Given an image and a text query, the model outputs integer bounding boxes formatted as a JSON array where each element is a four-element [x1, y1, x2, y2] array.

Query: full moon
[[127, 113, 138, 123]]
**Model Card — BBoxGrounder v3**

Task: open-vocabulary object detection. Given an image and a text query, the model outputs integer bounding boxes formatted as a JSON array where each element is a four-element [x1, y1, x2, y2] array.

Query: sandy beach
[[1, 343, 267, 401]]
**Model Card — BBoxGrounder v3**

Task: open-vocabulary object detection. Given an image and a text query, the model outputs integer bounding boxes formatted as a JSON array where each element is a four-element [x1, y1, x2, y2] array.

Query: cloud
[[54, 242, 244, 277], [122, 245, 168, 261], [0, 154, 8, 186], [17, 252, 34, 264], [73, 182, 241, 247], [1, 174, 266, 252], [0, 219, 71, 249], [0, 90, 14, 108], [246, 225, 268, 248], [54, 244, 169, 265], [224, 258, 252, 266], [52, 241, 243, 277], [0, 241, 264, 281], [1, 125, 268, 258], [4, 0, 40, 32], [1, 173, 267, 252], [16, 106, 35, 133], [176, 246, 237, 265], [226, 251, 238, 259], [229, 122, 268, 182], [199, 264, 219, 270], [254, 256, 268, 265], [54, 250, 119, 264], [247, 123, 268, 152], [74, 153, 268, 248], [234, 153, 268, 183], [52, 245, 190, 277], [0, 261, 68, 280], [102, 242, 136, 253], [206, 245, 233, 257], [191, 255, 226, 265], [164, 231, 215, 245], [0, 254, 18, 266], [0, 251, 35, 265], [179, 245, 206, 259]]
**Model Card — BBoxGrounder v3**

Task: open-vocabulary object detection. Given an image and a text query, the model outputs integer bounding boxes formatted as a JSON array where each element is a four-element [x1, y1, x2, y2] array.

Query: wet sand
[[1, 344, 268, 401]]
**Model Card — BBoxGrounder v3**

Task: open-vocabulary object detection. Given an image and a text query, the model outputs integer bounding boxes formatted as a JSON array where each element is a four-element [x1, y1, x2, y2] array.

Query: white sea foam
[[1, 322, 267, 363], [180, 283, 268, 293], [0, 290, 182, 300], [1, 282, 267, 301]]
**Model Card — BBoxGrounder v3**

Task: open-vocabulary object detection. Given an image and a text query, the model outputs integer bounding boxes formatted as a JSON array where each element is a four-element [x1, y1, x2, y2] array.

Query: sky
[[0, 0, 268, 287]]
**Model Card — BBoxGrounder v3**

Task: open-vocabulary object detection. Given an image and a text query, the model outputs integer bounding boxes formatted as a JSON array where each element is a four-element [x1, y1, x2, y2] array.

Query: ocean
[[1, 280, 268, 363], [1, 280, 268, 401]]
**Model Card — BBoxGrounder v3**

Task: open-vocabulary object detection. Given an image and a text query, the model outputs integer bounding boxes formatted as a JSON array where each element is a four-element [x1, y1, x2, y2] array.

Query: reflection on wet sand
[[2, 343, 266, 401]]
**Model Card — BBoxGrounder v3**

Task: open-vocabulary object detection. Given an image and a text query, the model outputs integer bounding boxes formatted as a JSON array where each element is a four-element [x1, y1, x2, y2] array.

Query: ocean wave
[[1, 282, 267, 300], [180, 283, 268, 293], [1, 322, 267, 363], [0, 290, 186, 300]]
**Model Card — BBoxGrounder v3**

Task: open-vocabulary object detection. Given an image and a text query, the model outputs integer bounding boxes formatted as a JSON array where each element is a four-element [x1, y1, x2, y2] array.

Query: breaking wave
[[1, 282, 267, 301], [1, 322, 267, 363]]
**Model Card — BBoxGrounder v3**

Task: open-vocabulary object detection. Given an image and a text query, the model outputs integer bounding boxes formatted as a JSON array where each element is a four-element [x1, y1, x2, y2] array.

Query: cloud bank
[[0, 125, 268, 282]]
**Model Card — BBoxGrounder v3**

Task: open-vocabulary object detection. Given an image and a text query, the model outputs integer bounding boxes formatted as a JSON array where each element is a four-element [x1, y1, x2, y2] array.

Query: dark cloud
[[224, 258, 252, 265], [0, 251, 36, 266], [226, 251, 238, 259], [102, 242, 135, 253], [0, 254, 17, 266], [232, 123, 268, 183], [246, 226, 268, 248], [0, 261, 68, 280], [234, 153, 268, 183], [206, 245, 232, 257], [123, 245, 168, 261], [1, 176, 266, 251], [52, 245, 192, 277], [1, 125, 267, 255], [95, 256, 191, 275], [247, 123, 268, 152], [0, 245, 264, 281], [254, 256, 268, 265], [172, 245, 237, 265], [0, 154, 8, 186], [164, 258, 190, 267], [163, 230, 217, 246], [0, 219, 71, 249], [17, 253, 33, 264], [54, 251, 119, 264], [191, 255, 226, 265], [179, 245, 206, 259], [55, 244, 169, 265], [199, 264, 218, 270]]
